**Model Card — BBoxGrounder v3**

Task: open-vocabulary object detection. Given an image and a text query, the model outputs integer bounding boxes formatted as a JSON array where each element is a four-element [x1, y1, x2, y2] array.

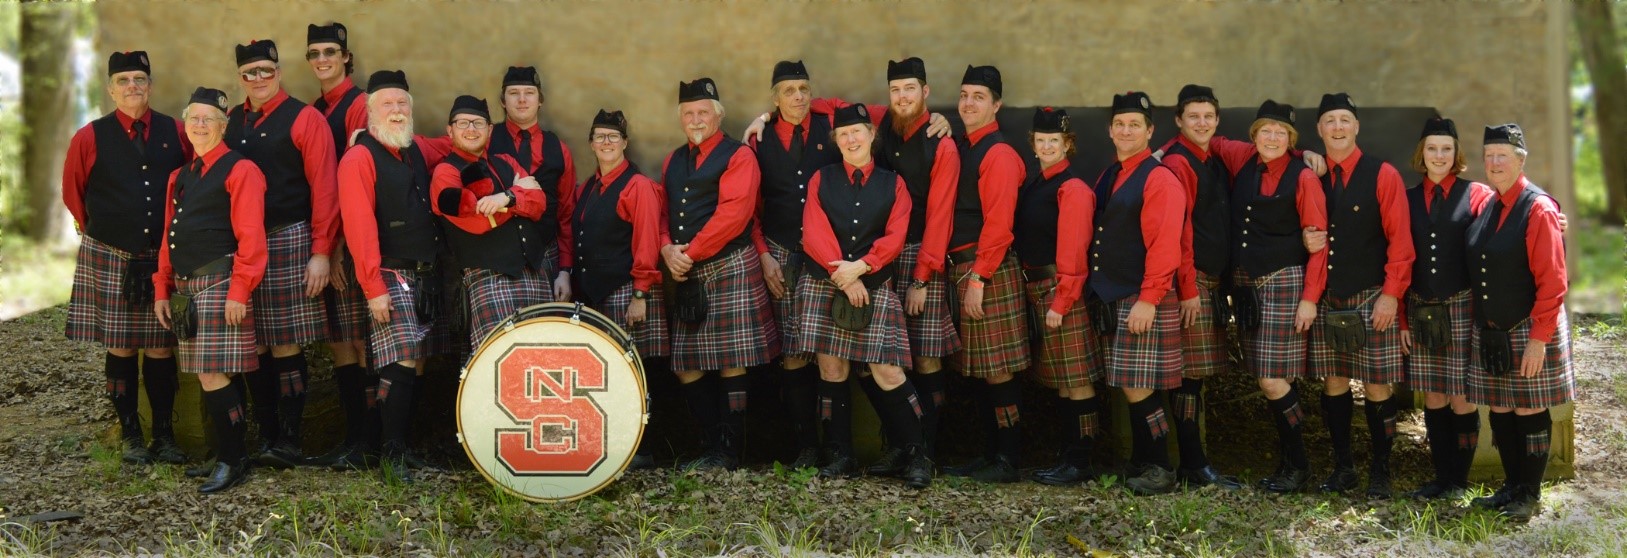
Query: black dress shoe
[[1366, 468, 1394, 499], [942, 456, 992, 478], [1408, 480, 1465, 501], [1318, 466, 1360, 493], [902, 454, 934, 489], [969, 455, 1019, 484], [255, 444, 301, 469], [1125, 464, 1178, 496], [121, 442, 155, 465], [148, 438, 187, 465], [865, 447, 909, 477], [1499, 489, 1541, 521], [818, 455, 859, 479], [1031, 463, 1091, 486], [628, 452, 657, 470], [1472, 483, 1521, 510], [305, 446, 375, 471], [680, 449, 737, 473], [789, 447, 820, 470], [1178, 466, 1245, 490], [303, 444, 353, 468], [1258, 465, 1311, 494], [185, 462, 215, 478], [198, 460, 250, 494]]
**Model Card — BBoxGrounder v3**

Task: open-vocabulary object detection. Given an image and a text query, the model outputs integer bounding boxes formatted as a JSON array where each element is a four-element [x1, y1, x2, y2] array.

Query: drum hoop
[[456, 312, 647, 504], [502, 303, 639, 361]]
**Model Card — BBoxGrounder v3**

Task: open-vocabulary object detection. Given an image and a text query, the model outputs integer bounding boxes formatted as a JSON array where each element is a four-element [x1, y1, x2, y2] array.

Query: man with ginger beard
[[487, 66, 576, 304], [336, 70, 454, 482]]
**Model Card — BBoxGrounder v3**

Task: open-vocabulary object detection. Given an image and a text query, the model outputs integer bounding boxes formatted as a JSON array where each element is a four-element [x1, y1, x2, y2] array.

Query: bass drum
[[456, 302, 647, 503]]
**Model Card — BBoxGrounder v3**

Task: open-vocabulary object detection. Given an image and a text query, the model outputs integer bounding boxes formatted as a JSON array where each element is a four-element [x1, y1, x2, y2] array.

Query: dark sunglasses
[[305, 47, 343, 61]]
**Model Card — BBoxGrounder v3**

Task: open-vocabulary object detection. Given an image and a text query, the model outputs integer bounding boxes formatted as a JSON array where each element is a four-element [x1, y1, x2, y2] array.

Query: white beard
[[370, 121, 413, 149]]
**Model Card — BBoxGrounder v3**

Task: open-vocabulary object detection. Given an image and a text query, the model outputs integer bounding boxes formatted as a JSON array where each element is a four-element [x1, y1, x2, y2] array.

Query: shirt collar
[[244, 88, 289, 113], [1041, 159, 1071, 180], [1118, 148, 1153, 171], [1175, 134, 1210, 161], [1496, 175, 1531, 206], [319, 77, 357, 110], [1328, 147, 1366, 177], [195, 141, 232, 171], [114, 108, 153, 133], [841, 160, 877, 182], [597, 159, 631, 187], [966, 121, 1001, 146]]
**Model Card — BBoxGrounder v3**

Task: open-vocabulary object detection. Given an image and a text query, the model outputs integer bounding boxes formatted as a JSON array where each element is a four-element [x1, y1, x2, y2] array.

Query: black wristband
[[632, 290, 648, 299]]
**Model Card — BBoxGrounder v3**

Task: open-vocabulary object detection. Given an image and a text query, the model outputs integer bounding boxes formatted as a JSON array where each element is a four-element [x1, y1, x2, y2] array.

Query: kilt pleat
[[948, 256, 1029, 378], [792, 275, 912, 367], [597, 281, 671, 358], [1467, 310, 1575, 408], [1405, 290, 1473, 396], [174, 272, 258, 375], [767, 241, 810, 361], [1103, 291, 1183, 390], [251, 221, 326, 346], [1180, 272, 1229, 379], [1235, 266, 1310, 380], [65, 236, 174, 349], [1024, 275, 1102, 389], [463, 267, 553, 351], [324, 254, 370, 343], [1309, 286, 1406, 384], [370, 268, 429, 367], [889, 243, 961, 359], [668, 246, 781, 371]]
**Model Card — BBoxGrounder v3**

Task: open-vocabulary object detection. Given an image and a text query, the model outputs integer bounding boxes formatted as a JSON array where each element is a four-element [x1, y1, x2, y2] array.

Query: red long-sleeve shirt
[[315, 76, 368, 149], [658, 130, 762, 262], [1424, 174, 1498, 216], [62, 109, 192, 229], [1493, 175, 1567, 343], [955, 122, 1024, 279], [336, 134, 454, 299], [154, 142, 268, 304], [581, 160, 668, 293], [1252, 155, 1331, 303], [1039, 160, 1094, 315], [1160, 133, 1219, 302], [1327, 148, 1415, 299], [240, 89, 341, 257], [802, 161, 911, 277], [1104, 149, 1182, 304], [429, 149, 545, 233], [498, 121, 577, 268], [887, 109, 960, 282]]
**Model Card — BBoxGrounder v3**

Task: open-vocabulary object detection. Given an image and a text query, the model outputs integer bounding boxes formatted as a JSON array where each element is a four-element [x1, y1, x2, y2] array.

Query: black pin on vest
[[1013, 166, 1075, 268], [756, 114, 837, 249], [1467, 184, 1551, 330], [1407, 177, 1475, 301], [1322, 155, 1391, 299], [572, 166, 640, 307], [876, 112, 943, 243], [315, 86, 364, 160], [167, 152, 248, 276], [441, 156, 547, 277], [803, 164, 899, 289], [949, 129, 1013, 249], [662, 137, 753, 261], [488, 125, 567, 247], [356, 133, 438, 265], [227, 96, 316, 229], [1231, 157, 1311, 278], [84, 112, 187, 252], [1087, 156, 1161, 303], [1163, 142, 1232, 277]]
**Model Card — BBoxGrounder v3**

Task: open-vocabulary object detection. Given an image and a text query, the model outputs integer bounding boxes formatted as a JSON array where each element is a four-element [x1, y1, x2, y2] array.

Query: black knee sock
[[912, 371, 946, 458], [376, 363, 417, 457], [880, 380, 925, 451], [1172, 378, 1208, 470], [1516, 410, 1553, 497], [990, 380, 1022, 464], [1268, 387, 1309, 470], [783, 364, 819, 451], [142, 356, 179, 440], [104, 353, 143, 443], [1488, 410, 1519, 488], [680, 374, 721, 450], [334, 363, 367, 446], [271, 353, 308, 448], [1322, 391, 1355, 468], [856, 373, 891, 448], [818, 378, 853, 455], [1067, 396, 1102, 468], [1365, 396, 1398, 473], [1422, 406, 1453, 483], [1127, 393, 1171, 469], [248, 353, 280, 444], [202, 384, 248, 464], [1451, 410, 1481, 488], [362, 370, 381, 451], [718, 374, 750, 457]]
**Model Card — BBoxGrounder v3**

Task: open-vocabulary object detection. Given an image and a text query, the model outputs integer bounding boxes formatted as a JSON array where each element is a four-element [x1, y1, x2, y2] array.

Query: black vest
[[757, 115, 838, 248], [1231, 157, 1312, 278], [1407, 177, 1475, 301], [227, 96, 316, 228], [357, 134, 438, 264], [441, 155, 547, 277], [167, 152, 247, 276], [572, 166, 640, 307], [487, 124, 567, 247], [1087, 156, 1161, 303], [1014, 165, 1074, 268], [662, 137, 753, 261], [950, 128, 1013, 249], [84, 112, 187, 252], [804, 164, 899, 289], [1163, 142, 1232, 277], [876, 112, 943, 243], [1467, 184, 1550, 330], [1322, 154, 1391, 298], [315, 86, 364, 160]]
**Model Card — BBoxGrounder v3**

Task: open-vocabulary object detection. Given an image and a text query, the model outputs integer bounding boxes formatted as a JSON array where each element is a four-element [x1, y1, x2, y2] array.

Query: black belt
[[266, 221, 301, 236], [947, 245, 978, 267], [177, 256, 233, 280], [381, 256, 434, 273], [1022, 264, 1057, 282]]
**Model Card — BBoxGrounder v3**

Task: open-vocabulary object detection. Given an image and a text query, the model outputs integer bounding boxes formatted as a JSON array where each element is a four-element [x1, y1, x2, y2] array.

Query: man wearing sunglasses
[[486, 66, 576, 305], [226, 39, 340, 471]]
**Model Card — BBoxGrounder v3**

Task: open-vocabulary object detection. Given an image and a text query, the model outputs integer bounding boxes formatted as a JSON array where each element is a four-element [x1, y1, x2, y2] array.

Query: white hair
[[180, 104, 227, 122], [678, 99, 725, 117], [365, 89, 415, 149]]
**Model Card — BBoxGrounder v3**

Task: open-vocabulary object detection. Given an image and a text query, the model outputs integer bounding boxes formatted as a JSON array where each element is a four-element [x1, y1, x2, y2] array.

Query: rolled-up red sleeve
[[619, 175, 667, 293], [223, 161, 268, 303], [658, 153, 675, 247], [916, 138, 960, 281], [1294, 168, 1330, 303], [1054, 178, 1094, 315], [61, 124, 96, 229], [684, 146, 760, 262], [1208, 136, 1259, 177], [1138, 167, 1183, 304], [555, 141, 578, 268], [1376, 164, 1415, 299], [499, 154, 546, 220], [859, 175, 911, 273], [971, 144, 1023, 278], [801, 172, 841, 274], [1523, 194, 1567, 343], [337, 148, 388, 299], [430, 158, 490, 235], [1161, 154, 1200, 301]]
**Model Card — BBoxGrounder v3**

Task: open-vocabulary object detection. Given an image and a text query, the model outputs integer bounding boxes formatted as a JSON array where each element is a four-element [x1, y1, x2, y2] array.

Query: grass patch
[[1566, 218, 1625, 314], [0, 237, 76, 320]]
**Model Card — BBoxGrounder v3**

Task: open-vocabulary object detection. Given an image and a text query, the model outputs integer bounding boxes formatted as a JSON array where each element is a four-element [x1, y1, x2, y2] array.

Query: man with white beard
[[336, 70, 453, 483]]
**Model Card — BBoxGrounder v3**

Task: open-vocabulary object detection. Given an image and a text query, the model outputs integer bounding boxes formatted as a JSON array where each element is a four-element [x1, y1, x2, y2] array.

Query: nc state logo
[[492, 345, 610, 476]]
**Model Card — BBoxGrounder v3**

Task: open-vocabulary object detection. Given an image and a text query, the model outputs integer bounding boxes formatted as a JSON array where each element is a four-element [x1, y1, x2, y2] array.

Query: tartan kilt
[[1467, 310, 1575, 408], [1309, 286, 1406, 384], [323, 255, 370, 343], [463, 267, 553, 351], [766, 241, 809, 361], [369, 268, 429, 366], [889, 243, 961, 358], [65, 236, 174, 349], [792, 275, 912, 367], [596, 281, 671, 358], [1405, 290, 1473, 396], [1180, 271, 1229, 379], [1024, 276, 1102, 389], [174, 272, 258, 375], [1103, 291, 1183, 390], [668, 245, 781, 371], [948, 256, 1029, 378], [1235, 266, 1311, 380], [251, 221, 326, 346]]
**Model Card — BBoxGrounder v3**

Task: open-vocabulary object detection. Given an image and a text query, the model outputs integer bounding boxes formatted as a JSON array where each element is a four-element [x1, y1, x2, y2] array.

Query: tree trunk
[[18, 0, 75, 242], [1576, 0, 1627, 224]]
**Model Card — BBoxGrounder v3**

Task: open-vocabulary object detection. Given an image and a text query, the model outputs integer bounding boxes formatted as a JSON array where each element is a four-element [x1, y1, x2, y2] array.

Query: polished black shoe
[[1472, 483, 1521, 510], [680, 449, 737, 473], [184, 462, 215, 478], [942, 456, 992, 478], [1031, 462, 1091, 486], [789, 447, 820, 470], [148, 437, 187, 465], [969, 455, 1020, 484], [1366, 468, 1394, 499], [305, 445, 375, 471], [1258, 465, 1311, 494], [1318, 466, 1360, 494], [865, 447, 910, 477], [1178, 466, 1245, 490], [628, 452, 657, 470], [1408, 480, 1466, 501], [303, 444, 354, 468], [902, 454, 934, 489], [198, 460, 251, 494], [121, 440, 155, 465], [255, 443, 301, 469], [818, 454, 859, 479], [1125, 464, 1178, 496]]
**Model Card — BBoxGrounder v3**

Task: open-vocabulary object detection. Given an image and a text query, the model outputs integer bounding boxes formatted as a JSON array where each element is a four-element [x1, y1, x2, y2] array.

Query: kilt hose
[[1103, 291, 1183, 391], [369, 268, 430, 367], [1309, 286, 1406, 384], [174, 271, 259, 375], [1023, 275, 1101, 389], [1234, 266, 1311, 380], [462, 267, 552, 351], [596, 281, 671, 359], [1180, 271, 1230, 379], [1467, 310, 1576, 409], [766, 240, 809, 361], [66, 236, 174, 349], [668, 245, 781, 372], [792, 275, 912, 367], [323, 254, 370, 343], [1405, 290, 1474, 396], [890, 242, 961, 359], [949, 256, 1030, 378], [251, 221, 326, 346]]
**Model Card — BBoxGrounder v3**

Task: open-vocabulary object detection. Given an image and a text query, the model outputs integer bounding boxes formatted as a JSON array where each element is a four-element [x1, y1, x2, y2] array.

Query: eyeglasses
[[452, 120, 489, 130], [184, 116, 223, 126], [239, 66, 278, 82], [590, 133, 625, 144], [305, 47, 343, 61], [113, 76, 149, 87]]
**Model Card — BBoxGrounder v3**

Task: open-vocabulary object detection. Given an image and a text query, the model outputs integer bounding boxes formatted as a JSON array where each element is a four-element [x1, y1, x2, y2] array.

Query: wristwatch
[[632, 290, 649, 300], [911, 279, 929, 290], [503, 190, 516, 207]]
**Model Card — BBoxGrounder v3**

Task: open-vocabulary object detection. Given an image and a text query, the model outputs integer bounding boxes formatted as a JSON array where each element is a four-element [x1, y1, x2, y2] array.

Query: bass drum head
[[457, 303, 647, 503]]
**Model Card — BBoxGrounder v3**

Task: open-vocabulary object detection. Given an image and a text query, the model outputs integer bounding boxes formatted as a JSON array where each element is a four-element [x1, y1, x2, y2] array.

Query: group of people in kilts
[[65, 21, 1572, 520]]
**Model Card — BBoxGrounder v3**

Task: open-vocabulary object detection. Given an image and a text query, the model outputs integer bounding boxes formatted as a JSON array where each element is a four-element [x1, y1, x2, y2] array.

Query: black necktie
[[130, 121, 146, 158], [851, 168, 864, 186], [517, 129, 533, 171], [789, 122, 804, 167], [177, 159, 202, 200], [1430, 185, 1447, 222], [690, 145, 702, 172], [313, 96, 330, 114], [1330, 166, 1345, 207]]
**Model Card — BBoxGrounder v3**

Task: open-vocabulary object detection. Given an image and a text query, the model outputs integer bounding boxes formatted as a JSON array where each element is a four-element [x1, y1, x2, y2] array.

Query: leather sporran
[[1478, 327, 1514, 377], [1088, 297, 1117, 336], [123, 257, 158, 307], [1410, 303, 1451, 350], [829, 290, 872, 332], [169, 293, 198, 341], [1324, 309, 1368, 353], [1232, 286, 1262, 331], [674, 279, 708, 325]]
